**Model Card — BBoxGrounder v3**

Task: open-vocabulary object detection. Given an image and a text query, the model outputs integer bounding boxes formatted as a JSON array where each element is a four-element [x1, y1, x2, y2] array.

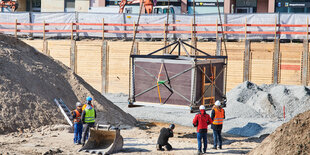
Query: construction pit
[[0, 34, 309, 155]]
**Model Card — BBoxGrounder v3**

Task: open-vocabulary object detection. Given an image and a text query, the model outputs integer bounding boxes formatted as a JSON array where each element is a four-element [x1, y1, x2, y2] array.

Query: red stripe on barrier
[[18, 23, 44, 26], [280, 65, 300, 70], [45, 23, 72, 26], [0, 23, 16, 25], [18, 30, 44, 33], [45, 30, 72, 32], [0, 29, 15, 32]]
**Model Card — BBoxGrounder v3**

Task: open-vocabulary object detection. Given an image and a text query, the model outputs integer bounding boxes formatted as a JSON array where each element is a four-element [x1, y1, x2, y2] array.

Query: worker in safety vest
[[193, 105, 213, 154], [82, 96, 94, 111], [81, 97, 96, 145], [211, 100, 225, 150], [71, 102, 83, 144]]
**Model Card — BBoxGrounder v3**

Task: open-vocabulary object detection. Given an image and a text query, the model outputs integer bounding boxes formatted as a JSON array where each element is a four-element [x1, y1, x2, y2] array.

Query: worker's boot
[[196, 150, 202, 155], [156, 144, 164, 151], [219, 146, 222, 149]]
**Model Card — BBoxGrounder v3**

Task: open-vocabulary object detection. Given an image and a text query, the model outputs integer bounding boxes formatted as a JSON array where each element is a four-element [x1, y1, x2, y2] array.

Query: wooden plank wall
[[250, 42, 274, 85], [280, 43, 303, 85], [20, 39, 308, 94]]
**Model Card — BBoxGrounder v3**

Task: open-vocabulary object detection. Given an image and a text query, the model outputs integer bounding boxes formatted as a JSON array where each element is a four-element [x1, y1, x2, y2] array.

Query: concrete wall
[[75, 0, 90, 12], [41, 0, 65, 12], [22, 39, 309, 95]]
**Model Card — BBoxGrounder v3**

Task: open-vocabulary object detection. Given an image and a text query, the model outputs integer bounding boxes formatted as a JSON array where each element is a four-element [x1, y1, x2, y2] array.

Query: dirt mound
[[249, 110, 310, 155], [0, 34, 137, 134]]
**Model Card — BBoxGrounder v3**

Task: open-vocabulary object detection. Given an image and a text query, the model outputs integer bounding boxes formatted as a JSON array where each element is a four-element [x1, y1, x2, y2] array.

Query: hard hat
[[169, 124, 175, 130], [199, 105, 205, 110], [76, 102, 82, 107], [215, 100, 221, 106], [86, 97, 92, 101]]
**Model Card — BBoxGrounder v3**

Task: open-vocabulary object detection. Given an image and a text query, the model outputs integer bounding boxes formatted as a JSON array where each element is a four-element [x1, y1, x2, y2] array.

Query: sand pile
[[249, 110, 310, 155], [0, 34, 137, 134], [226, 81, 310, 120]]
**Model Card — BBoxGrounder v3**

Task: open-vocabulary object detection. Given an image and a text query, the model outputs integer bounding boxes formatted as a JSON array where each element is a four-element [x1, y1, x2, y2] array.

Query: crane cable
[[129, 0, 144, 102]]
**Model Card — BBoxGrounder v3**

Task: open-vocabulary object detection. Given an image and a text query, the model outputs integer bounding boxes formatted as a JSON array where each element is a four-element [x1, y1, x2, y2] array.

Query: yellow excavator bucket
[[79, 125, 123, 154]]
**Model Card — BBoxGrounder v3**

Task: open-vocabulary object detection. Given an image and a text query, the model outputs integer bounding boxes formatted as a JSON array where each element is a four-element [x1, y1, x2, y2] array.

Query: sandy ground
[[0, 121, 262, 155]]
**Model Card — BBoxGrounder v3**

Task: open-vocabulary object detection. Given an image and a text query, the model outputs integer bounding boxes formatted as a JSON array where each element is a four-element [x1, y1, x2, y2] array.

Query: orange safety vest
[[82, 104, 94, 111], [213, 108, 224, 125], [73, 110, 81, 123]]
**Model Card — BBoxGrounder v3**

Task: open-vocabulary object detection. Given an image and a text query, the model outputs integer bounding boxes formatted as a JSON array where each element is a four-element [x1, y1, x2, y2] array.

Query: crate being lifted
[[129, 39, 227, 112]]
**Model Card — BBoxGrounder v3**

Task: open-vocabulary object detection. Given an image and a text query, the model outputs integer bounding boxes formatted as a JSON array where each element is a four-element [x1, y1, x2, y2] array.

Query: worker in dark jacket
[[211, 100, 225, 150], [81, 97, 96, 145], [193, 105, 213, 154], [156, 124, 175, 151]]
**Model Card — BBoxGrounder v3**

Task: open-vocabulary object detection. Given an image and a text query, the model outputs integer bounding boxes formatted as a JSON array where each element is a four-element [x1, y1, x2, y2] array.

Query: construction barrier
[[0, 13, 310, 39]]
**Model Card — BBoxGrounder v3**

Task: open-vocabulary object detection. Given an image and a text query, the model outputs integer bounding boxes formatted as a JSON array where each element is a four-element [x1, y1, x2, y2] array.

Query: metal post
[[70, 40, 77, 73], [302, 39, 309, 85], [216, 38, 222, 56], [101, 41, 108, 94], [243, 40, 251, 81], [273, 39, 280, 84], [123, 13, 127, 40]]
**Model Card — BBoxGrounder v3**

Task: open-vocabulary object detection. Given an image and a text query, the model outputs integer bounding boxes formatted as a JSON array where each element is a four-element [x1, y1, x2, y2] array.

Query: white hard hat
[[76, 102, 82, 107], [215, 100, 221, 106], [199, 105, 205, 110]]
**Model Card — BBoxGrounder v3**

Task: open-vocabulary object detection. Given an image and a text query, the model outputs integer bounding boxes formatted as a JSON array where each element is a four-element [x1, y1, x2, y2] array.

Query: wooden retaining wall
[[22, 39, 309, 94]]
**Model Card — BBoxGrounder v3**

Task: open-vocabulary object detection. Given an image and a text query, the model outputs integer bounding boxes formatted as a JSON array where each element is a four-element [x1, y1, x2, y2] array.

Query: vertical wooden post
[[216, 19, 218, 39], [302, 17, 309, 85], [70, 40, 77, 73], [302, 39, 309, 85], [274, 16, 277, 40], [102, 18, 105, 41], [243, 40, 251, 81], [245, 18, 247, 40], [101, 40, 107, 94], [43, 20, 49, 55], [15, 19, 17, 37], [164, 21, 167, 54], [191, 19, 194, 55], [43, 20, 46, 41], [71, 22, 74, 41], [273, 39, 280, 84]]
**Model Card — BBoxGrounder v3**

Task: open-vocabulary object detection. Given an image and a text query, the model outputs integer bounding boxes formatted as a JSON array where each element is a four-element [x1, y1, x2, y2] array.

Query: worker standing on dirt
[[193, 105, 213, 154], [81, 97, 96, 145], [71, 102, 83, 145], [156, 124, 175, 151], [211, 100, 225, 150]]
